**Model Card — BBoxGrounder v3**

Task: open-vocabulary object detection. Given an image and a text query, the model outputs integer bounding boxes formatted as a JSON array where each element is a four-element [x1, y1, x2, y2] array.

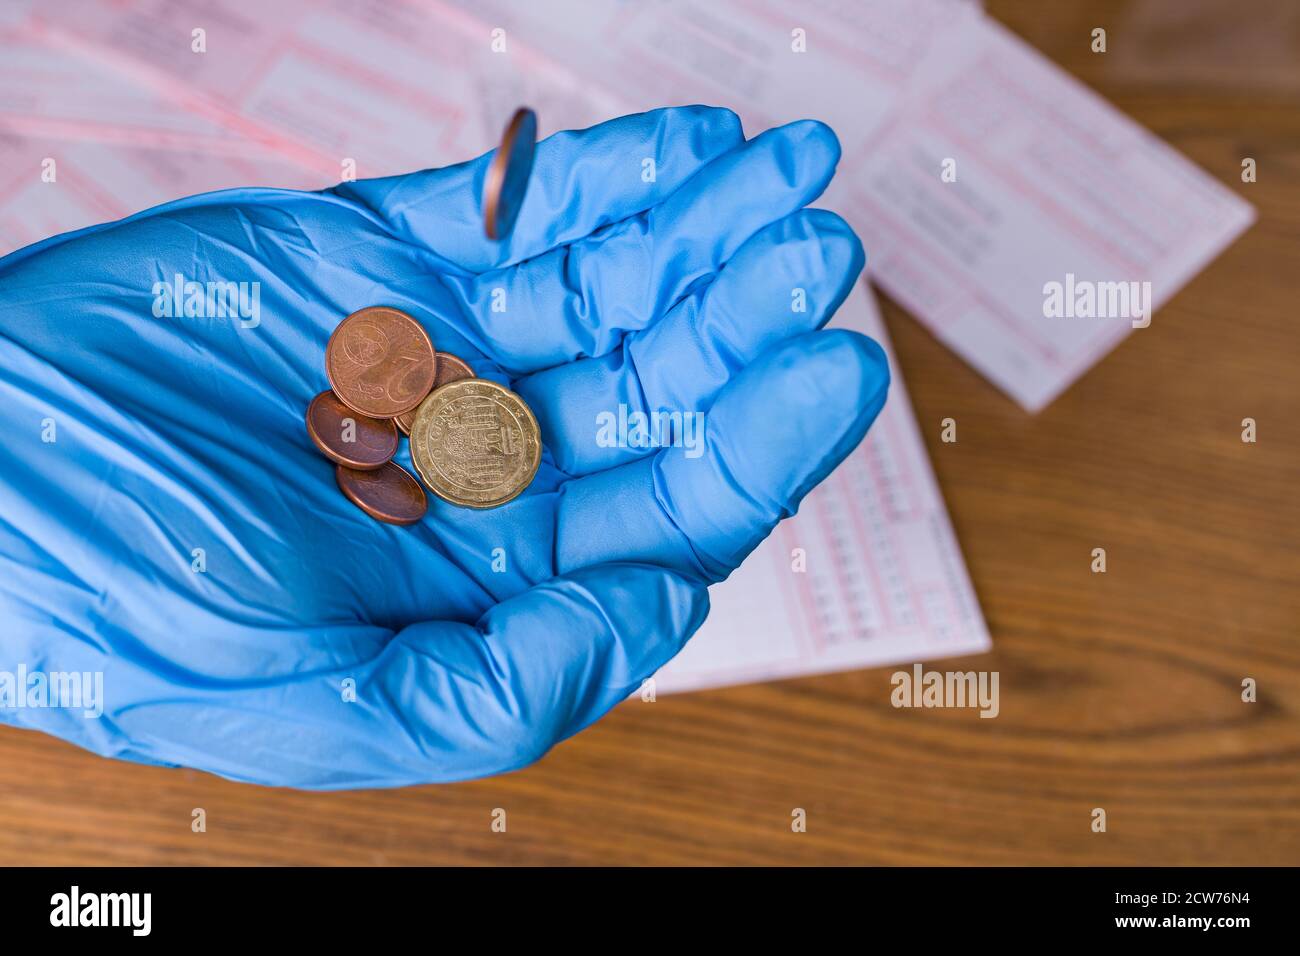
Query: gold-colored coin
[[408, 378, 541, 509]]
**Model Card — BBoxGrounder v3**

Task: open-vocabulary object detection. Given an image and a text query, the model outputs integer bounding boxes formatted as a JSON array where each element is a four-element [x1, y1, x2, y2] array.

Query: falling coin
[[335, 461, 428, 526], [408, 378, 542, 509], [305, 390, 399, 470], [482, 107, 538, 241], [325, 306, 437, 419], [395, 351, 475, 435]]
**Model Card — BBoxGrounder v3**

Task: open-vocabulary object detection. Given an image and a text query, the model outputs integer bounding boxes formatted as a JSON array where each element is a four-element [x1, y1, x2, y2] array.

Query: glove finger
[[555, 329, 890, 582], [516, 210, 864, 474], [99, 564, 706, 789], [330, 105, 743, 273], [435, 120, 842, 373]]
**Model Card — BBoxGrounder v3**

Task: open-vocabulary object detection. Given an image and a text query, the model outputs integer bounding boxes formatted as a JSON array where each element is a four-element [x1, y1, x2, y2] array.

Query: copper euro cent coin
[[306, 390, 398, 470], [482, 107, 537, 241], [325, 307, 437, 419], [335, 461, 428, 526], [395, 351, 475, 436], [408, 378, 541, 509]]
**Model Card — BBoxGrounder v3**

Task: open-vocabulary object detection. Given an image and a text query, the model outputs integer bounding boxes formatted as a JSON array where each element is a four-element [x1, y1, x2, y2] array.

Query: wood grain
[[2, 0, 1297, 865]]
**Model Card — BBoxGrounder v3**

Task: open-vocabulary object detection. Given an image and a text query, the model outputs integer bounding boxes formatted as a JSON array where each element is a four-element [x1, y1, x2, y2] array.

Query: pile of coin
[[306, 306, 541, 524], [305, 106, 543, 525]]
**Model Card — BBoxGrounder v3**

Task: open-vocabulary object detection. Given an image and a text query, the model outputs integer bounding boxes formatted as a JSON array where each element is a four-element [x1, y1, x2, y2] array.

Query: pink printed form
[[842, 16, 1255, 410], [0, 0, 1006, 691]]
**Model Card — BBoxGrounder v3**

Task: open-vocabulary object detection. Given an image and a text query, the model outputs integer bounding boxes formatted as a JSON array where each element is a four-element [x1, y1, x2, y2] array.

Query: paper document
[[2, 1, 1251, 412], [465, 0, 1254, 411], [0, 0, 1001, 696], [843, 15, 1256, 410]]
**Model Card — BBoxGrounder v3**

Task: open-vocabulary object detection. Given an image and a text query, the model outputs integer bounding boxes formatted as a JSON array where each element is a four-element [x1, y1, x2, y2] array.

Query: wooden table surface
[[2, 0, 1297, 866]]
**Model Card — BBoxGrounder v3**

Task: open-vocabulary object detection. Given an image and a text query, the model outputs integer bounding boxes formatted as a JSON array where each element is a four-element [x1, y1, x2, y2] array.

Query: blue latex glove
[[0, 107, 888, 789]]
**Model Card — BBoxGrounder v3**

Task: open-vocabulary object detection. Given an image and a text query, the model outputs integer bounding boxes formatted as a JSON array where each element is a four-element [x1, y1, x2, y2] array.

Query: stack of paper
[[0, 0, 1252, 690]]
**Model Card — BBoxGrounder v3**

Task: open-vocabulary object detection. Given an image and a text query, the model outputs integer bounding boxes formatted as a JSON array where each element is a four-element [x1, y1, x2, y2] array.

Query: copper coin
[[306, 390, 398, 470], [335, 461, 428, 526], [482, 107, 537, 240], [325, 307, 437, 418], [395, 352, 475, 435]]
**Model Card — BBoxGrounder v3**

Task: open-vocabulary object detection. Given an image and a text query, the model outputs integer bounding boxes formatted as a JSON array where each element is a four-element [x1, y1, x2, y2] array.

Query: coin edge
[[482, 107, 537, 241]]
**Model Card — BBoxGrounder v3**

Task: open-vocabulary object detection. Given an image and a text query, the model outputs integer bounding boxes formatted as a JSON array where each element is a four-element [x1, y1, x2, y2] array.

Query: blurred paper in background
[[0, 0, 1254, 689]]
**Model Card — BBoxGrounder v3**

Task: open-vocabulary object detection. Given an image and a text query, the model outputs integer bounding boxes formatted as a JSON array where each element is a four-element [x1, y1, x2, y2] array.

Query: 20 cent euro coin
[[408, 379, 541, 509]]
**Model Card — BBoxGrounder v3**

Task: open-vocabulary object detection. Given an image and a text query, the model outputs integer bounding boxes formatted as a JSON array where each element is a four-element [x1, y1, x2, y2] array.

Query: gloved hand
[[0, 107, 888, 789]]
